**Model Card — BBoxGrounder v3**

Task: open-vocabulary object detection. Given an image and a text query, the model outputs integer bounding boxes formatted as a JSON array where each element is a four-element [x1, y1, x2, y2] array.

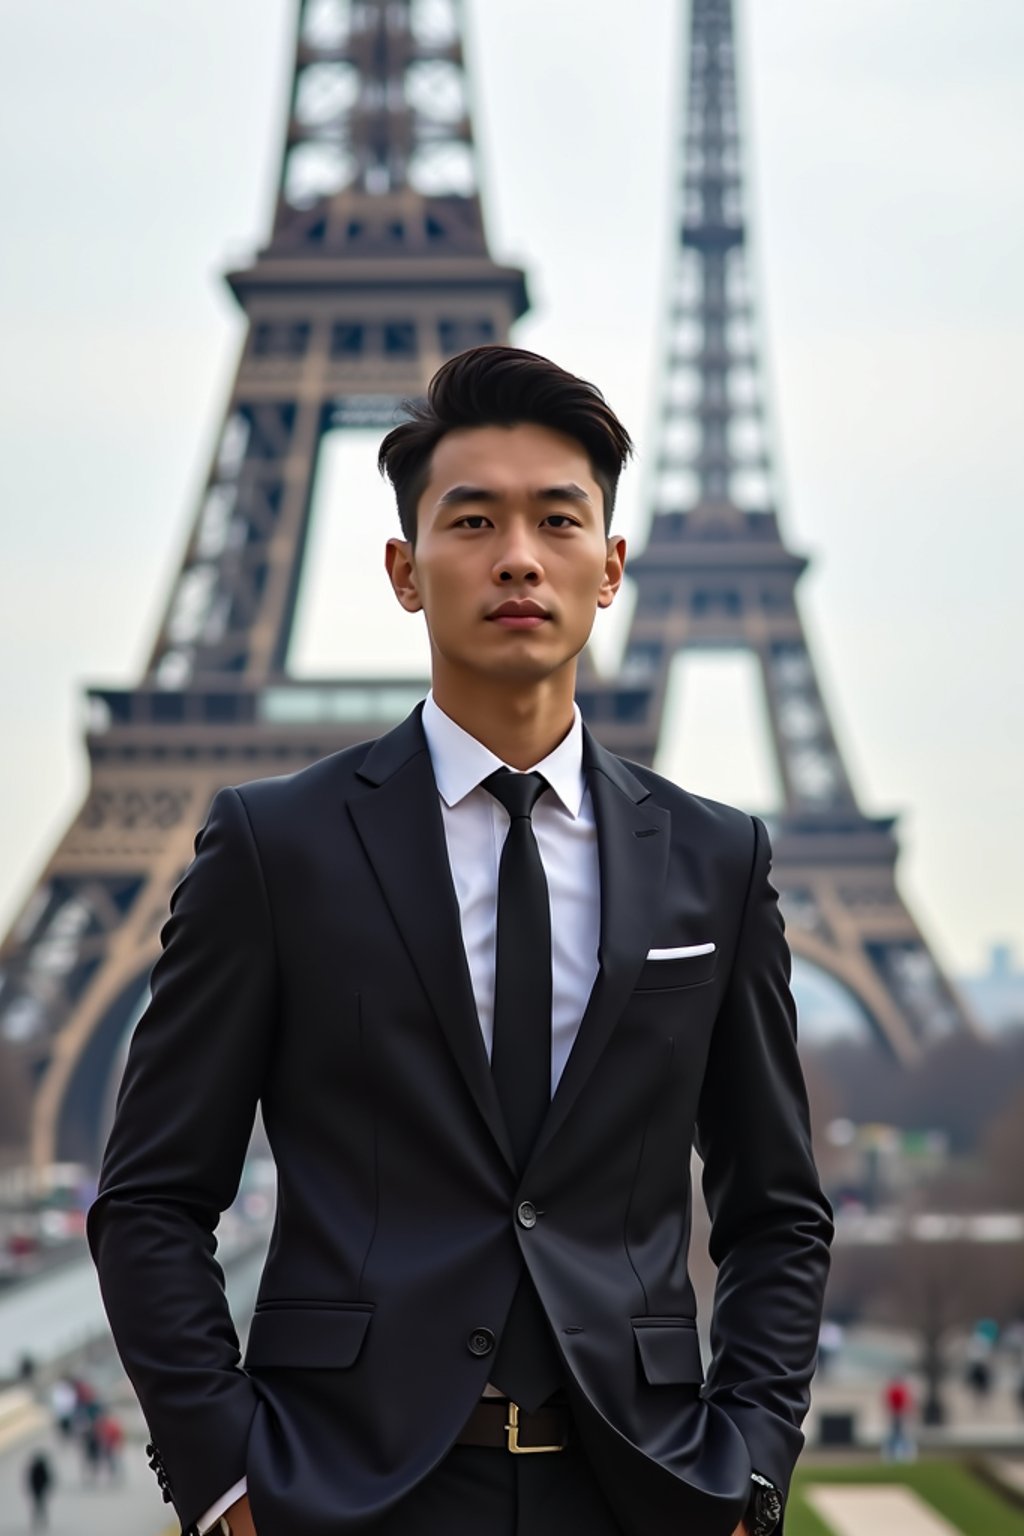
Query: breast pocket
[[634, 948, 718, 992]]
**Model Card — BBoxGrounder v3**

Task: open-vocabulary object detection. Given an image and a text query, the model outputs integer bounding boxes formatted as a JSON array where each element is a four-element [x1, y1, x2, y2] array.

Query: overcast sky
[[0, 0, 1021, 981]]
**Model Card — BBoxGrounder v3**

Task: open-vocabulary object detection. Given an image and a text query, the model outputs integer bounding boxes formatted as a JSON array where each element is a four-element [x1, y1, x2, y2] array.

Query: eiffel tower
[[1, 0, 977, 1171], [576, 0, 977, 1061], [0, 0, 527, 1169]]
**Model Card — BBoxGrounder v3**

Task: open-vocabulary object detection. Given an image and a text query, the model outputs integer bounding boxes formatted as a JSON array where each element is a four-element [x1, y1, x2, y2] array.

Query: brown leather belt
[[457, 1398, 571, 1453]]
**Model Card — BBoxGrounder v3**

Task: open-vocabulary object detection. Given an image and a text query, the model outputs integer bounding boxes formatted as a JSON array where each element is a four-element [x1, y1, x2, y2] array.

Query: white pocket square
[[645, 942, 716, 960]]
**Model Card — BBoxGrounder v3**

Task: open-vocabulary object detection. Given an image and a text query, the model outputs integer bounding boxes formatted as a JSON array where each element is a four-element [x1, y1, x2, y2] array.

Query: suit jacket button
[[517, 1200, 538, 1229], [467, 1327, 496, 1357]]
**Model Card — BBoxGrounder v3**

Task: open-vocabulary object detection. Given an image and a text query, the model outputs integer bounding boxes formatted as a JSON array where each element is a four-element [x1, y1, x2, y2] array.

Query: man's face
[[385, 423, 626, 690]]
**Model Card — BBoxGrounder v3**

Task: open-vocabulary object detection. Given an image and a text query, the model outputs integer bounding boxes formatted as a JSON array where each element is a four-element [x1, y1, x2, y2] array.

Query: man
[[89, 346, 832, 1536], [24, 1448, 55, 1531]]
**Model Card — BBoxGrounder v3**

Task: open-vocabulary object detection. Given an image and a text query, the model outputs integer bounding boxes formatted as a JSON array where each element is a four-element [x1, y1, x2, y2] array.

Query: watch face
[[755, 1485, 783, 1534]]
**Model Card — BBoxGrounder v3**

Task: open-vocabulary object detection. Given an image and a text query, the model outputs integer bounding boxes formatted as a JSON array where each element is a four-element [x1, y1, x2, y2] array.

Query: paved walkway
[[0, 1240, 271, 1536], [0, 1423, 168, 1536], [806, 1485, 963, 1536], [993, 1457, 1024, 1495], [807, 1325, 1024, 1451], [0, 1391, 47, 1455], [0, 1224, 268, 1380]]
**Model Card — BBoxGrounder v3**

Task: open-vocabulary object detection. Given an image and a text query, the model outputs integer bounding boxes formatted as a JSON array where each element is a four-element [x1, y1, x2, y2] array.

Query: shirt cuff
[[199, 1477, 248, 1533]]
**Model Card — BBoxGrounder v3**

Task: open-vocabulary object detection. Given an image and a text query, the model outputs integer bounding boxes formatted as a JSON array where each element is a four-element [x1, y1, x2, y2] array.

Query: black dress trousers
[[367, 1439, 626, 1536]]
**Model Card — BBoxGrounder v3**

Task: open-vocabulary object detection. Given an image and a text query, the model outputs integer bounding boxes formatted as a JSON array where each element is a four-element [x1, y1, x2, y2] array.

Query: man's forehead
[[426, 423, 598, 489]]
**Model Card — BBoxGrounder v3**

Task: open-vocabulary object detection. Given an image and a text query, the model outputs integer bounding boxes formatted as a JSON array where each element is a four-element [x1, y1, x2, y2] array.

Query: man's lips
[[486, 599, 551, 630]]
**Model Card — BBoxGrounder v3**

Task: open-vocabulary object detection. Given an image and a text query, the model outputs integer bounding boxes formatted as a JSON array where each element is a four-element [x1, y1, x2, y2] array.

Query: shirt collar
[[421, 692, 586, 819]]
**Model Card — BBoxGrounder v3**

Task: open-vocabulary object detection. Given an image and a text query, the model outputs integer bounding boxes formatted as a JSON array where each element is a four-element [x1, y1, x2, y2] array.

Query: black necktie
[[482, 768, 563, 1409], [483, 769, 552, 1169]]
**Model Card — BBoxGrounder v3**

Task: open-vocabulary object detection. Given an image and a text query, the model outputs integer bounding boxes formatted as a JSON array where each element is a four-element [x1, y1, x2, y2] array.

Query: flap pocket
[[245, 1303, 373, 1369], [632, 1317, 704, 1385], [634, 949, 717, 992]]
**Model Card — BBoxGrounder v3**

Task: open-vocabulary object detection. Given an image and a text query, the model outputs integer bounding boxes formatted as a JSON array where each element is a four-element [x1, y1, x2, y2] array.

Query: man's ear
[[385, 538, 423, 613], [597, 535, 627, 609]]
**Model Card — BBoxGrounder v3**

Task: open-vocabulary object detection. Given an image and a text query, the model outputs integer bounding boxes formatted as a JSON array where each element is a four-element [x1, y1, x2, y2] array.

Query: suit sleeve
[[694, 814, 834, 1500], [87, 786, 276, 1532]]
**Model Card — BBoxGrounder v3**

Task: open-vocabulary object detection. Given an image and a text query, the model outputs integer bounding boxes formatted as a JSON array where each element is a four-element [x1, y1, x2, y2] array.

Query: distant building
[[823, 1119, 951, 1211], [957, 943, 1024, 1032]]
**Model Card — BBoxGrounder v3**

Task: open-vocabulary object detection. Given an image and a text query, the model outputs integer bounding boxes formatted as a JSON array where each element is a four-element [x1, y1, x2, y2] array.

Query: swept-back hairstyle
[[377, 345, 634, 541]]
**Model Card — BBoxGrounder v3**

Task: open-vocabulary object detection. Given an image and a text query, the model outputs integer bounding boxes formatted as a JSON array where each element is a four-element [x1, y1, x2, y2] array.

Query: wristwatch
[[746, 1470, 782, 1535]]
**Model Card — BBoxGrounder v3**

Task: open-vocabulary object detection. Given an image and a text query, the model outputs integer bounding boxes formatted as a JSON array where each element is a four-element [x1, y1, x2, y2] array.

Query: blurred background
[[0, 2, 1022, 1532]]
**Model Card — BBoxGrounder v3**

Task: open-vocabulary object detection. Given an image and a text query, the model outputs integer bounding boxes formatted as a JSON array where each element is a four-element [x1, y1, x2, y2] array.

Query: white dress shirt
[[200, 694, 601, 1531], [421, 691, 601, 1092]]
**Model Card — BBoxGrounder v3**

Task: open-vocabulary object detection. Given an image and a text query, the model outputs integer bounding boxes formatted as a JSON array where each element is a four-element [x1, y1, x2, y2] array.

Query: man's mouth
[[486, 600, 551, 630]]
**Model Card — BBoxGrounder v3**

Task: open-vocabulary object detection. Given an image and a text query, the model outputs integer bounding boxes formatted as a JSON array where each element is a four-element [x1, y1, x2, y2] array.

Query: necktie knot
[[483, 768, 548, 821]]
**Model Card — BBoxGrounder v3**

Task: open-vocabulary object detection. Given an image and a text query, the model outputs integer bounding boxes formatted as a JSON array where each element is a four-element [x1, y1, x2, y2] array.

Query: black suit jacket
[[88, 706, 832, 1536]]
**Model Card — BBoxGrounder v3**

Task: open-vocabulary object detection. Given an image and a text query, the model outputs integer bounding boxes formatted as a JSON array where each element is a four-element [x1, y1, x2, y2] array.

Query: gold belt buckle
[[504, 1400, 567, 1454]]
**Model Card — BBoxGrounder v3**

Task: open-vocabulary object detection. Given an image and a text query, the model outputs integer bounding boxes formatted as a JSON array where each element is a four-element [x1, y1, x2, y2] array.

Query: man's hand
[[223, 1493, 256, 1536]]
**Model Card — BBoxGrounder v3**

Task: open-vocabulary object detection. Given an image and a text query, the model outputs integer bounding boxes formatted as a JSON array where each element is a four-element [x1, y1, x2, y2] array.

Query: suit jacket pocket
[[632, 1317, 704, 1385], [245, 1302, 374, 1369], [634, 949, 717, 992]]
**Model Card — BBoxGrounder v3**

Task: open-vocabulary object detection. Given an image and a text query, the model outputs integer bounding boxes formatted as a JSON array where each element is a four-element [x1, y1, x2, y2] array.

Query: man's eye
[[455, 515, 491, 529], [544, 514, 579, 529]]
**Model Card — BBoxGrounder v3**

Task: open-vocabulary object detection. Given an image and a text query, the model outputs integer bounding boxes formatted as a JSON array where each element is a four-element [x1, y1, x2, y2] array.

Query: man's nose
[[493, 530, 543, 584]]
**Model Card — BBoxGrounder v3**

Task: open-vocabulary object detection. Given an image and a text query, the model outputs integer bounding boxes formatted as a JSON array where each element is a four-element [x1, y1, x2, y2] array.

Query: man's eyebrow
[[535, 483, 592, 505], [435, 484, 500, 508], [434, 482, 593, 509]]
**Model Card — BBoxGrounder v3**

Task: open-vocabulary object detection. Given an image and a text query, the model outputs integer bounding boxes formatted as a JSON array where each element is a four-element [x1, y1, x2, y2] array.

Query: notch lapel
[[530, 729, 670, 1166], [349, 709, 516, 1173]]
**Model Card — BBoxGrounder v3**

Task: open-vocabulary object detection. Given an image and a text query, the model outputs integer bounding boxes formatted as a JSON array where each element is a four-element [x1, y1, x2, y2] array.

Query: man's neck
[[431, 671, 577, 770]]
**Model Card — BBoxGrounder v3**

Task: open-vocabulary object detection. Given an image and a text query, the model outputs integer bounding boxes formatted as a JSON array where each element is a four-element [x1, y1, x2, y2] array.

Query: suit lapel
[[530, 728, 670, 1166], [349, 707, 516, 1173]]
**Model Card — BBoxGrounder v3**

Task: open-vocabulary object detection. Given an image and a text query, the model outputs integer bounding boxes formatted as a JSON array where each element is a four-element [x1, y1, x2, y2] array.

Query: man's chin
[[479, 659, 568, 685], [444, 650, 577, 688]]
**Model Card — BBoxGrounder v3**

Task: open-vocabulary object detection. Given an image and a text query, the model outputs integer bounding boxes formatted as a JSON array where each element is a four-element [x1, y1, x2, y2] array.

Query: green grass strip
[[782, 1483, 835, 1536], [790, 1459, 1024, 1536]]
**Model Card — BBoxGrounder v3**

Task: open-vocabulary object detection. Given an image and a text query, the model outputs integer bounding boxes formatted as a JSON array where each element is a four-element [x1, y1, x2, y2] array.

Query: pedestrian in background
[[50, 1377, 76, 1439], [24, 1449, 54, 1530], [882, 1374, 915, 1462], [97, 1410, 125, 1479]]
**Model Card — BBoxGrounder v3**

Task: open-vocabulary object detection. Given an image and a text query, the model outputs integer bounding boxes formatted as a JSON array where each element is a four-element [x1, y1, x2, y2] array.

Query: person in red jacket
[[882, 1374, 915, 1461]]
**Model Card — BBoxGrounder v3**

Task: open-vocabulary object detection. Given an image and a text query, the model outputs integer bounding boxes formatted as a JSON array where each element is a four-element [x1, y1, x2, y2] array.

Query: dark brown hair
[[378, 345, 634, 541]]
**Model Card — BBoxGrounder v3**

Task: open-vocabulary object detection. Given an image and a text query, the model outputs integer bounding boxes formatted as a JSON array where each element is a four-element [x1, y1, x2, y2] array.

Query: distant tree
[[885, 1237, 977, 1424], [804, 1031, 1024, 1156], [801, 1049, 847, 1190], [827, 1233, 1024, 1423], [980, 1079, 1024, 1210], [0, 1042, 30, 1151]]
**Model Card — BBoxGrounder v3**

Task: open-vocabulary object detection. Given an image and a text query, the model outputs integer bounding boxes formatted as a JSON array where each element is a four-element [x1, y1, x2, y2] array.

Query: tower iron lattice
[[0, 0, 527, 1168], [580, 0, 976, 1059], [0, 0, 977, 1170]]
